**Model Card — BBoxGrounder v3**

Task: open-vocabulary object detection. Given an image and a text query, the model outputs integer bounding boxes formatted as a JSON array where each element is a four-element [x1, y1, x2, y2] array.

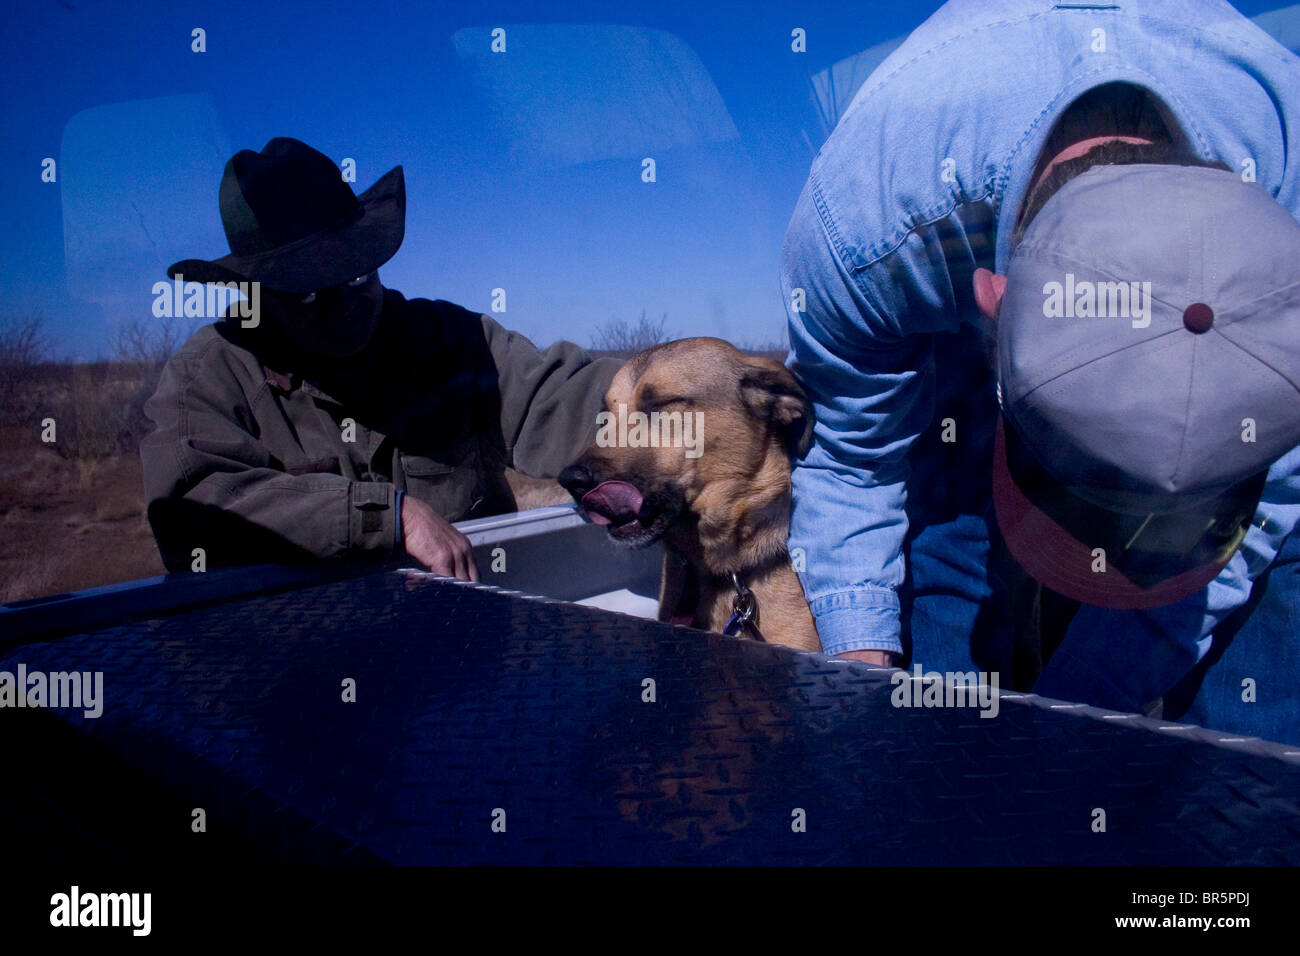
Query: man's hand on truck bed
[[401, 495, 481, 582]]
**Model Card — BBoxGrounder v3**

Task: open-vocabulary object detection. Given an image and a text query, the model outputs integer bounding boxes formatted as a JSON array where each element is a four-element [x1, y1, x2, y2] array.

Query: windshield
[[1, 0, 1297, 601]]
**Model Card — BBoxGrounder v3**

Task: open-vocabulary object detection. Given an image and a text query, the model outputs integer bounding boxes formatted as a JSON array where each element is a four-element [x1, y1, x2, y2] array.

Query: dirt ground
[[0, 425, 165, 604]]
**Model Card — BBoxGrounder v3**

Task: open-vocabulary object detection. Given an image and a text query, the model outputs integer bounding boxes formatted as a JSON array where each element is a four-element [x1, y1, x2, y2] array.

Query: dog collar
[[722, 572, 766, 643]]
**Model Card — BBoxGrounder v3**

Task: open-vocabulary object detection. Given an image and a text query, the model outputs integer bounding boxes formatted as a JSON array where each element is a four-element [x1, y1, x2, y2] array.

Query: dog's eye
[[643, 396, 690, 412]]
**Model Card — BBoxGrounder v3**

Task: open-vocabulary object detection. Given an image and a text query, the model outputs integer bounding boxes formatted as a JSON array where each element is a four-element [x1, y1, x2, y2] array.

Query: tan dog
[[558, 337, 821, 651]]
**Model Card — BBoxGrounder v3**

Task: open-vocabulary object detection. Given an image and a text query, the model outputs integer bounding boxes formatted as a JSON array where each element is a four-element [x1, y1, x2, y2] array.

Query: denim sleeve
[[1037, 446, 1300, 710], [781, 178, 946, 657]]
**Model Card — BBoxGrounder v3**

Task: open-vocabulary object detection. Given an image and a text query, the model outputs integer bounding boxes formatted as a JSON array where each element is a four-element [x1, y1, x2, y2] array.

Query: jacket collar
[[261, 363, 343, 404], [262, 365, 295, 392]]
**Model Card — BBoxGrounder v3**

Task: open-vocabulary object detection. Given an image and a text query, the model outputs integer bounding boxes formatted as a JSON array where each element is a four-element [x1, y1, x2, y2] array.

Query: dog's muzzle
[[558, 466, 646, 526]]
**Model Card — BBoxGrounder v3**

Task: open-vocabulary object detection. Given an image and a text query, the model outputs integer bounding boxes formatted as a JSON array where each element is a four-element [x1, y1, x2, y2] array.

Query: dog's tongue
[[580, 481, 643, 526]]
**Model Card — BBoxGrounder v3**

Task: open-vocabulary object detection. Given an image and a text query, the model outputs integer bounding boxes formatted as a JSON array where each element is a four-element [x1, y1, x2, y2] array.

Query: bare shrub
[[114, 315, 188, 368], [590, 310, 673, 354], [0, 311, 50, 426], [114, 315, 192, 453], [42, 363, 138, 480]]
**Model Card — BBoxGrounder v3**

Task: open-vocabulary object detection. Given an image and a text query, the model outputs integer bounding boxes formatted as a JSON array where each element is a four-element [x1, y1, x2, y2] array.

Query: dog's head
[[558, 337, 814, 554]]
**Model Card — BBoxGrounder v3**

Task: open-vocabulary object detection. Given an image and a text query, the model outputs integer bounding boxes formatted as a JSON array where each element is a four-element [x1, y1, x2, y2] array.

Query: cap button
[[1183, 303, 1214, 333]]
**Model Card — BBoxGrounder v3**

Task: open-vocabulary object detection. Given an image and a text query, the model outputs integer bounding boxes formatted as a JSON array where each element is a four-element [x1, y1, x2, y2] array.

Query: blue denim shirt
[[782, 0, 1300, 671]]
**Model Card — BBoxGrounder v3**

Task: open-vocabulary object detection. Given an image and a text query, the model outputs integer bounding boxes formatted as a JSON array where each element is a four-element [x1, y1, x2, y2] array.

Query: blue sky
[[1, 0, 1292, 358]]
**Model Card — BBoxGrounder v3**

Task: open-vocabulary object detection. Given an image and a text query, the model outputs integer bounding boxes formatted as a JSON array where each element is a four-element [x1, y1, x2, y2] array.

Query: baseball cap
[[992, 163, 1300, 609]]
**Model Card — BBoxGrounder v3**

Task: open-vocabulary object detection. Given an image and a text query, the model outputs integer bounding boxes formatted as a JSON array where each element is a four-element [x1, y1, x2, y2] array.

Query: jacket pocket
[[400, 440, 480, 521]]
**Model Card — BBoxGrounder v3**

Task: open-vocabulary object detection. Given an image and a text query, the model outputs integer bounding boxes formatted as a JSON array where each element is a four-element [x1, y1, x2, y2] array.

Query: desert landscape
[[0, 310, 783, 605], [0, 317, 169, 604]]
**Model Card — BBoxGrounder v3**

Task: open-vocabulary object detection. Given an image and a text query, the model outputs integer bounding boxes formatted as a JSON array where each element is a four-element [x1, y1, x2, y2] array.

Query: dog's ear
[[738, 364, 815, 459]]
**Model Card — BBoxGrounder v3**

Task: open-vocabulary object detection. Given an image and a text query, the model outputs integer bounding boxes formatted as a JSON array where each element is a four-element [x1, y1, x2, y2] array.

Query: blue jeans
[[903, 506, 1300, 747], [1166, 531, 1300, 745], [898, 327, 1022, 684]]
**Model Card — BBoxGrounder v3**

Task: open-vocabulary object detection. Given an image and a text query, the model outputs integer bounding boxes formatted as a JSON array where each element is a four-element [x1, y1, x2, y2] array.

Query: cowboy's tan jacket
[[141, 290, 616, 571]]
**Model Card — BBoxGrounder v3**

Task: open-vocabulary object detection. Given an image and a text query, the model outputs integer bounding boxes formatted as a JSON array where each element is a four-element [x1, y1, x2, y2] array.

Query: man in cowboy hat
[[141, 137, 617, 579], [782, 0, 1300, 743]]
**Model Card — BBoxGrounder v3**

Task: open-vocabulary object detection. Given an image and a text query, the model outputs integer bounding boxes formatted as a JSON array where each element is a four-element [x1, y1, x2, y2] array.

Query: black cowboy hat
[[167, 137, 405, 294]]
